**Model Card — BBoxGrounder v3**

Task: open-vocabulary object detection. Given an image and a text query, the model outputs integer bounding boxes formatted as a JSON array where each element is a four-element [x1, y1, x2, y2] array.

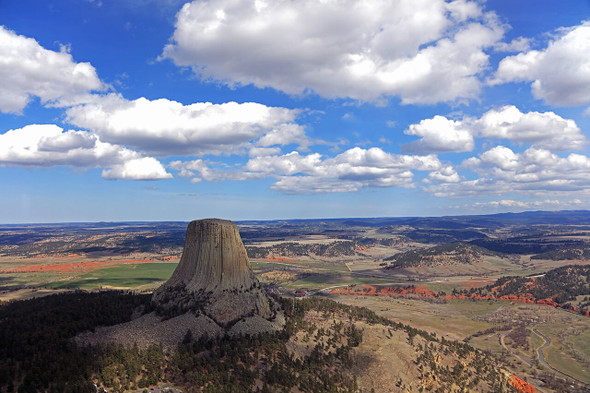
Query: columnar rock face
[[152, 219, 275, 326]]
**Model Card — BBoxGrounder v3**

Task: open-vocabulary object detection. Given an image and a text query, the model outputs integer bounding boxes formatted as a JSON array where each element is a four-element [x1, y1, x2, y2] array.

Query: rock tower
[[152, 219, 275, 326]]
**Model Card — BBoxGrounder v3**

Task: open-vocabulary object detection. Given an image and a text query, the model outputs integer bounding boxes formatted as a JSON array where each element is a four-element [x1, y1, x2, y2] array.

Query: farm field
[[0, 253, 180, 300], [45, 262, 178, 291]]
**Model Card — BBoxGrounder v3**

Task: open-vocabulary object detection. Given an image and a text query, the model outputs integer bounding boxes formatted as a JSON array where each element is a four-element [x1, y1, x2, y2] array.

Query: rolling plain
[[2, 211, 590, 392]]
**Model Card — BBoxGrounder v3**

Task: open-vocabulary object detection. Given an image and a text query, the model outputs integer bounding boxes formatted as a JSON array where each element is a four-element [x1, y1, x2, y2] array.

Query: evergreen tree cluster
[[246, 241, 359, 259], [0, 292, 520, 393], [461, 264, 590, 306], [0, 291, 152, 393], [531, 246, 590, 261], [383, 242, 500, 269]]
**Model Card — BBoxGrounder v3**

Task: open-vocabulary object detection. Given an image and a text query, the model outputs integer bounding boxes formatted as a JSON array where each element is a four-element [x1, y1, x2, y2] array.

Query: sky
[[1, 0, 590, 223]]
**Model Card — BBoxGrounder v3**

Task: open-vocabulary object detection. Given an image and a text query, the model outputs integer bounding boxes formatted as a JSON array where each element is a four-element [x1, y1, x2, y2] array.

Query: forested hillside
[[383, 243, 500, 269], [0, 292, 520, 393], [458, 265, 590, 313]]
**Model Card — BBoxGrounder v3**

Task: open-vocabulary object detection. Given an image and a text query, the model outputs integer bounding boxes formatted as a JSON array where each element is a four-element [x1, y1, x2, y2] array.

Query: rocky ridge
[[77, 219, 283, 348]]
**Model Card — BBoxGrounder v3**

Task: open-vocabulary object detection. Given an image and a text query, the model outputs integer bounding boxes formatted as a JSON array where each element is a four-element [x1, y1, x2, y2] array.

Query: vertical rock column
[[152, 219, 273, 326]]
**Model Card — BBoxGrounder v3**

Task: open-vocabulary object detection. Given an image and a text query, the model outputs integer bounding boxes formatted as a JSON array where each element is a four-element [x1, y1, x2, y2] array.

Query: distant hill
[[4, 210, 590, 231], [3, 210, 590, 258], [246, 238, 401, 259], [532, 246, 590, 261], [382, 242, 500, 269], [472, 210, 590, 226], [379, 228, 488, 243], [460, 265, 590, 315], [246, 241, 359, 259], [238, 210, 590, 229], [470, 235, 587, 255]]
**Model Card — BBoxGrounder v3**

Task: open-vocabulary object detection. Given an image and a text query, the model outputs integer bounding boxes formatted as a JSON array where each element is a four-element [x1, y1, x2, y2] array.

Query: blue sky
[[1, 0, 590, 223]]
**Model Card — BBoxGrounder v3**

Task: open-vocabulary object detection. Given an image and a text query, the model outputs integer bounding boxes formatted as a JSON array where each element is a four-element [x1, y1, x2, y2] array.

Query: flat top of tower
[[189, 218, 236, 226]]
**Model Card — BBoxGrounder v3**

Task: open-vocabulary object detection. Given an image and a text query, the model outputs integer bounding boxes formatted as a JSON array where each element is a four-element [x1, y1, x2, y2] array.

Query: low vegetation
[[531, 246, 590, 261], [470, 236, 586, 255], [246, 238, 402, 260], [456, 265, 590, 315], [382, 242, 500, 269], [2, 214, 590, 391], [0, 291, 152, 393], [0, 291, 522, 393], [246, 241, 360, 259]]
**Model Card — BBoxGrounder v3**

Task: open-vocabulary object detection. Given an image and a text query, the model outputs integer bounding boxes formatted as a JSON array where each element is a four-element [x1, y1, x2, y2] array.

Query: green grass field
[[251, 258, 351, 272], [538, 325, 590, 384], [1, 271, 68, 288], [287, 272, 398, 289], [483, 256, 518, 269], [45, 263, 177, 290], [333, 296, 499, 341], [530, 329, 544, 352], [571, 328, 590, 361]]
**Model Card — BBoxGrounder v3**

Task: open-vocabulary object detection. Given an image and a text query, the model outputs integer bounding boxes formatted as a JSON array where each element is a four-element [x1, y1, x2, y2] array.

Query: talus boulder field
[[152, 218, 276, 326]]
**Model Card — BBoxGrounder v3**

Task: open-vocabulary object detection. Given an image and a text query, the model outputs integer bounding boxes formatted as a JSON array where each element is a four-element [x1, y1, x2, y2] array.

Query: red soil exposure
[[1, 259, 152, 274], [331, 284, 440, 298], [509, 374, 535, 393], [332, 285, 590, 318], [460, 279, 491, 290], [265, 255, 298, 262], [159, 255, 180, 261]]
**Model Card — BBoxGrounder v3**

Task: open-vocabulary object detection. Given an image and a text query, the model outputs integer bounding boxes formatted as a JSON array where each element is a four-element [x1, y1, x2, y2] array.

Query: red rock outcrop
[[509, 374, 535, 393]]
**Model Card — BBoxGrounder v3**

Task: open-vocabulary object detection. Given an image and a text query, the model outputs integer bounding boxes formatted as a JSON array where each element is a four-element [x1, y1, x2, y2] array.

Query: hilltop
[[457, 264, 590, 315], [532, 246, 590, 261], [382, 242, 501, 269]]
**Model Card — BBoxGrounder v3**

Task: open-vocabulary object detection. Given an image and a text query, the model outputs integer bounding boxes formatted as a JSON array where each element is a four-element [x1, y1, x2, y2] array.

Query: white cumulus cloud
[[102, 157, 172, 180], [403, 115, 474, 153], [0, 26, 104, 114], [248, 146, 282, 157], [169, 146, 452, 193], [245, 151, 323, 176], [424, 165, 461, 183], [468, 199, 583, 211], [403, 105, 585, 153], [162, 0, 504, 103], [0, 124, 171, 180], [474, 199, 530, 208], [475, 106, 585, 151], [244, 147, 447, 193], [493, 37, 530, 52], [492, 21, 590, 108], [472, 145, 519, 170], [169, 159, 263, 183], [270, 176, 360, 194], [66, 94, 306, 156], [427, 146, 590, 197]]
